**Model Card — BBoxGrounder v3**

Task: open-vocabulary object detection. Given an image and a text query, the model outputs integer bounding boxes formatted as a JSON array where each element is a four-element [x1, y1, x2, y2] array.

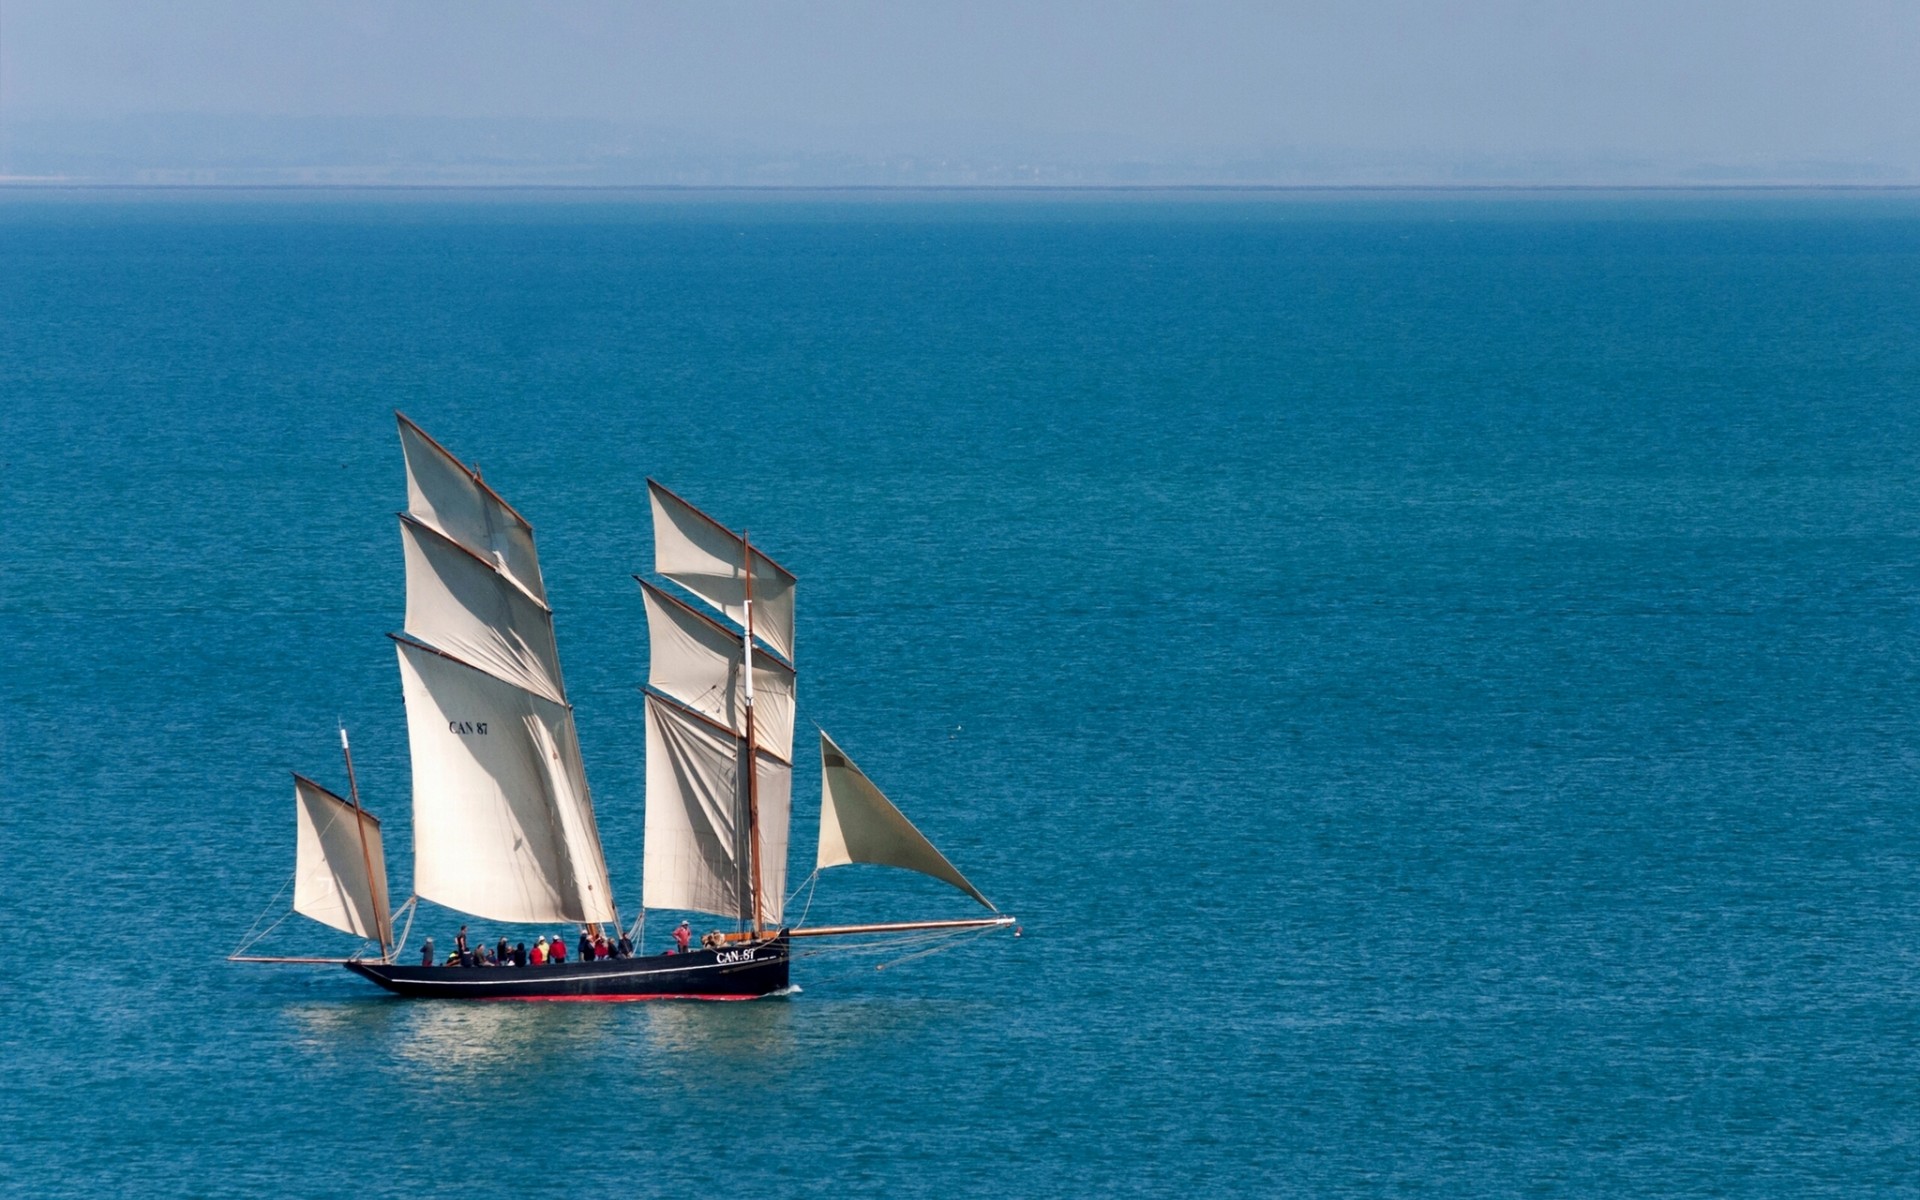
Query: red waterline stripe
[[479, 993, 759, 1003]]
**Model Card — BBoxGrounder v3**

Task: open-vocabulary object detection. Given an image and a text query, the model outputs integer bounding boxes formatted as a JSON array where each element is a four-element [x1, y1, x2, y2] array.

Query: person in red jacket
[[673, 920, 692, 954], [549, 936, 567, 964], [530, 937, 548, 965]]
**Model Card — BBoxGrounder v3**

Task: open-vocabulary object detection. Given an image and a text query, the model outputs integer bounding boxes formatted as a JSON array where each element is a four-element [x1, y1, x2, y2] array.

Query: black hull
[[344, 935, 789, 1001]]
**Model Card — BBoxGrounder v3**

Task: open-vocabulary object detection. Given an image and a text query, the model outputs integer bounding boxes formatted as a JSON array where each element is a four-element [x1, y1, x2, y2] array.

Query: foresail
[[816, 731, 994, 911], [640, 580, 796, 760], [648, 480, 796, 662], [293, 775, 391, 941], [642, 694, 791, 925], [399, 413, 546, 604], [397, 638, 617, 925]]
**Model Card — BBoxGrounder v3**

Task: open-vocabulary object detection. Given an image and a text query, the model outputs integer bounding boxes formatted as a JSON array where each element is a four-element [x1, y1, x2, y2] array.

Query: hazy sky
[[5, 1, 1919, 182]]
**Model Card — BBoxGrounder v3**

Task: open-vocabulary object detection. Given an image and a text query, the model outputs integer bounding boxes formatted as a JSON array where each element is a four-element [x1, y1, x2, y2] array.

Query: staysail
[[640, 481, 797, 927], [816, 731, 995, 911], [293, 774, 392, 941], [394, 414, 617, 925]]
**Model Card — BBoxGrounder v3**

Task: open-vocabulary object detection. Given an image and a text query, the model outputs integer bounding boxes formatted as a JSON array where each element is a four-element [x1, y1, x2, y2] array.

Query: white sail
[[293, 775, 391, 941], [403, 517, 566, 705], [758, 754, 792, 927], [394, 419, 618, 926], [397, 636, 616, 925], [642, 693, 790, 925], [648, 479, 796, 662], [640, 580, 796, 761], [399, 414, 546, 604], [817, 731, 994, 911]]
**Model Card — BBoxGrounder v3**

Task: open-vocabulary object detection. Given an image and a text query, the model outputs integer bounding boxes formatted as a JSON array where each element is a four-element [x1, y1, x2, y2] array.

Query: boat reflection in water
[[640, 994, 802, 1068], [377, 1001, 628, 1080]]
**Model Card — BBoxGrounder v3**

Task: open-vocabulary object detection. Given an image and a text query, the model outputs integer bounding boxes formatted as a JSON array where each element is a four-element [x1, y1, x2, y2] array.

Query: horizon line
[[5, 182, 1920, 194]]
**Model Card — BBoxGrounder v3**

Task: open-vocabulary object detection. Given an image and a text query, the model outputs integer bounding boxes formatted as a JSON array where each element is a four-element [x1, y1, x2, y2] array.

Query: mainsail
[[639, 481, 796, 927], [293, 774, 392, 941], [393, 414, 617, 925], [642, 694, 792, 924], [816, 731, 995, 911]]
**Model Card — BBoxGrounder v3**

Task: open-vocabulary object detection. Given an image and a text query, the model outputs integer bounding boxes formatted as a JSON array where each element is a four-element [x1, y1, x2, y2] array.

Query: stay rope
[[229, 870, 296, 957], [786, 921, 1006, 984]]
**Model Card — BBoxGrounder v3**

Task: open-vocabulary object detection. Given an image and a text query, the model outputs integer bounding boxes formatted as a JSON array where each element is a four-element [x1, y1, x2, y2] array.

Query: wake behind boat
[[231, 415, 1013, 1000]]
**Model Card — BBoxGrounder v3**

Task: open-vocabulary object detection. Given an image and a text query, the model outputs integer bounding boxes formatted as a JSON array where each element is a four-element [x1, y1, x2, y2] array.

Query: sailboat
[[232, 414, 1012, 1000]]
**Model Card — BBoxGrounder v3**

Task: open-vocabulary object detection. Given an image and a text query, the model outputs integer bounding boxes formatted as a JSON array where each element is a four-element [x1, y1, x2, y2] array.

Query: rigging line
[[391, 895, 418, 960], [791, 927, 960, 955], [231, 909, 295, 958], [874, 923, 1004, 972], [788, 926, 993, 986], [230, 870, 297, 957], [791, 925, 982, 961], [784, 870, 821, 931], [790, 926, 963, 953]]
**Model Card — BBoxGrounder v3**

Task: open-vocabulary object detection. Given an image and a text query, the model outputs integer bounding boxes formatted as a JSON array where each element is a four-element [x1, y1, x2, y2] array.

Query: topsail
[[394, 414, 617, 925], [648, 480, 796, 663]]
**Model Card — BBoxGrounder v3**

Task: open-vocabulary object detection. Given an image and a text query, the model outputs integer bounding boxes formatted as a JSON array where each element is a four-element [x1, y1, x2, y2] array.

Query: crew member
[[673, 920, 692, 954], [420, 935, 436, 967]]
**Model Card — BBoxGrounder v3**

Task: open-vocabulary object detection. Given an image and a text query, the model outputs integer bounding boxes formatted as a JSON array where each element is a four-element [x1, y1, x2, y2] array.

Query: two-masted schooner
[[232, 414, 1011, 1000]]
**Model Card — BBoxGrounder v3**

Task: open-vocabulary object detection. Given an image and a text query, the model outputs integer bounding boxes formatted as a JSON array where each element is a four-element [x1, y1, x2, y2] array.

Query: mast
[[339, 726, 391, 960], [393, 414, 619, 926], [742, 531, 764, 935], [640, 480, 796, 934]]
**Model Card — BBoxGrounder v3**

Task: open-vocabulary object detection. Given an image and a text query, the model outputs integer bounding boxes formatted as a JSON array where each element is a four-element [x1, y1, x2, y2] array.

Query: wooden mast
[[339, 727, 392, 961], [741, 531, 765, 936]]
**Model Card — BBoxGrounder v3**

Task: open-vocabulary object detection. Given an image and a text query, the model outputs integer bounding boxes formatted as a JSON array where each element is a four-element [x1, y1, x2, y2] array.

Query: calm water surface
[[5, 190, 1920, 1196]]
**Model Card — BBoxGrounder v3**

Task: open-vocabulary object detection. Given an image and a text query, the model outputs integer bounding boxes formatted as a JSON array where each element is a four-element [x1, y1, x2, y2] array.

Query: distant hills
[[4, 115, 1912, 188]]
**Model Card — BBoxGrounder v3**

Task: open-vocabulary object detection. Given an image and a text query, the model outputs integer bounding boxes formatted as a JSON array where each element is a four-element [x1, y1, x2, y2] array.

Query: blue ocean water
[[5, 190, 1920, 1196]]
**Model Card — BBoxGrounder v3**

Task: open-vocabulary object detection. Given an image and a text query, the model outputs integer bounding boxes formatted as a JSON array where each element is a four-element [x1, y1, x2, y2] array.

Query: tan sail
[[395, 418, 617, 925], [642, 693, 791, 925], [293, 775, 391, 941], [639, 580, 796, 760], [640, 481, 797, 931], [403, 516, 566, 704], [398, 413, 545, 604], [648, 479, 796, 662], [816, 730, 994, 911], [397, 640, 616, 923]]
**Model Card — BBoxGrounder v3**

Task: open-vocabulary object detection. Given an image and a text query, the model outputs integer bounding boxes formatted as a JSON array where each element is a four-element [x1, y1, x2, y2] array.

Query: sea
[[5, 188, 1920, 1197]]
